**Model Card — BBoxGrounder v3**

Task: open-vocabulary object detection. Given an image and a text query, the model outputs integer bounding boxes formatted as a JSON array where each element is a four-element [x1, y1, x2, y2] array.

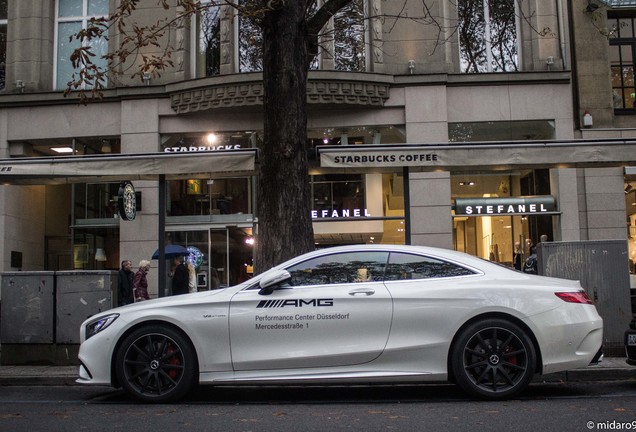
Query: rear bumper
[[589, 347, 604, 365]]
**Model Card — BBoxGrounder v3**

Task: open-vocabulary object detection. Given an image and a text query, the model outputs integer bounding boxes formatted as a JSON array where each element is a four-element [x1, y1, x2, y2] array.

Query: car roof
[[272, 244, 491, 272]]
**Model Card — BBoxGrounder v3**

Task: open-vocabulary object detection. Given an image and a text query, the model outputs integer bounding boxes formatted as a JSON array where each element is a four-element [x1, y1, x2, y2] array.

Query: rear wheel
[[451, 318, 536, 399], [115, 324, 197, 403]]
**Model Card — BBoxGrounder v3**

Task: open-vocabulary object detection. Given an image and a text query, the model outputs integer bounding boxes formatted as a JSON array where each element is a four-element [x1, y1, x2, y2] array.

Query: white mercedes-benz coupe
[[77, 244, 603, 402]]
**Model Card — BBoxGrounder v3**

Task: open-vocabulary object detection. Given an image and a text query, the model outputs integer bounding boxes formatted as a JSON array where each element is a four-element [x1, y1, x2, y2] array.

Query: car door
[[229, 251, 393, 371]]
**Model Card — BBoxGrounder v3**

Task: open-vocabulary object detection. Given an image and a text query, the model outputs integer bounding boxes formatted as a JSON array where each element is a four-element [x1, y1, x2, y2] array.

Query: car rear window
[[384, 252, 476, 280]]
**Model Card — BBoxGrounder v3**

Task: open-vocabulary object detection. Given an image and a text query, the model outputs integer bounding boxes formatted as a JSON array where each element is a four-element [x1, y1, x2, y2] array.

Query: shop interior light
[[101, 139, 112, 153], [206, 133, 218, 145], [51, 147, 74, 153], [95, 248, 107, 262]]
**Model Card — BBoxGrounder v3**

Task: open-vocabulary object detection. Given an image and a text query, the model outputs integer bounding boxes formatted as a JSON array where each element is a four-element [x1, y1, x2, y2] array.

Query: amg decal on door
[[256, 299, 334, 308]]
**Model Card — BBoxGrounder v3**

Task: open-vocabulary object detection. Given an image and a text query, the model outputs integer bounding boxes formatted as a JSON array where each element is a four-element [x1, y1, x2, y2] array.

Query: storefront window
[[73, 227, 119, 270], [311, 174, 365, 217], [74, 182, 120, 220], [167, 178, 251, 217], [452, 170, 553, 266], [71, 182, 121, 270], [313, 172, 405, 246]]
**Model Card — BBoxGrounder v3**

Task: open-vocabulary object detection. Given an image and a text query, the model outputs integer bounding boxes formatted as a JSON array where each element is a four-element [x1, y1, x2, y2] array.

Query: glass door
[[210, 227, 254, 287], [167, 226, 254, 290]]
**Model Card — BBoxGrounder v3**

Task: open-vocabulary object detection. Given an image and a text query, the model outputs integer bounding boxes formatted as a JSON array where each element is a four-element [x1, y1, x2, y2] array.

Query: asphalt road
[[1, 381, 635, 432]]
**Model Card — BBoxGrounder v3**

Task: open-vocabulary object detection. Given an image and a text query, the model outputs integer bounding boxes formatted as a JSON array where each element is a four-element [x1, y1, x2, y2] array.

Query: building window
[[55, 0, 109, 90], [238, 0, 262, 72], [195, 1, 368, 75], [451, 170, 552, 264], [448, 120, 555, 142], [609, 15, 636, 110], [167, 178, 251, 217], [308, 125, 406, 147], [196, 0, 221, 77], [333, 0, 366, 72], [0, 0, 7, 91], [458, 0, 519, 73], [311, 174, 365, 217]]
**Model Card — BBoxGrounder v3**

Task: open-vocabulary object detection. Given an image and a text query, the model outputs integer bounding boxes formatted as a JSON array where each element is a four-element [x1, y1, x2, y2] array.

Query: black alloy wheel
[[115, 325, 197, 403], [451, 318, 536, 399]]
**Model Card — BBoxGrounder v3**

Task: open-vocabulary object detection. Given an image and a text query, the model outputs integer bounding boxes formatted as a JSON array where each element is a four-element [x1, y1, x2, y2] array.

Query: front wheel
[[451, 318, 536, 400], [115, 324, 197, 403]]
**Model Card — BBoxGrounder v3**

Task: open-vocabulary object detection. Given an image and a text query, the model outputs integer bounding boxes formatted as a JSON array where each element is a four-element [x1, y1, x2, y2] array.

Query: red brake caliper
[[167, 344, 180, 379]]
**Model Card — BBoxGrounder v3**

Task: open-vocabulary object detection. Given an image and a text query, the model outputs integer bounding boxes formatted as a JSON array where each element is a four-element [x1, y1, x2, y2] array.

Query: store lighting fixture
[[95, 248, 107, 262], [101, 139, 112, 153], [459, 181, 475, 186], [206, 133, 218, 144], [51, 146, 74, 154]]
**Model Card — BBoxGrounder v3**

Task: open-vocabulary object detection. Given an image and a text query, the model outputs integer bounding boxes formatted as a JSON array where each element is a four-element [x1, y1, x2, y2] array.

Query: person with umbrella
[[171, 255, 189, 296]]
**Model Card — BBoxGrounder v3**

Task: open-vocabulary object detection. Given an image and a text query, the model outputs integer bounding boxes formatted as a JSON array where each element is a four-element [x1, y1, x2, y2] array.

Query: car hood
[[93, 288, 230, 319]]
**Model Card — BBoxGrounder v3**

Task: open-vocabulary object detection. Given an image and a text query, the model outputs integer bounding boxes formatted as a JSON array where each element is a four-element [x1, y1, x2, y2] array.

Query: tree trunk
[[255, 1, 315, 273]]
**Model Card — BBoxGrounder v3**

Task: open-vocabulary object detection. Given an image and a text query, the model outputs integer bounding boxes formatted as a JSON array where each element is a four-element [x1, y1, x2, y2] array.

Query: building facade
[[0, 0, 635, 303]]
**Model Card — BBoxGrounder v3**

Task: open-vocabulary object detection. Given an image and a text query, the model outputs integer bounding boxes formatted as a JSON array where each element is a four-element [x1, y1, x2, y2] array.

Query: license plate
[[629, 334, 636, 346]]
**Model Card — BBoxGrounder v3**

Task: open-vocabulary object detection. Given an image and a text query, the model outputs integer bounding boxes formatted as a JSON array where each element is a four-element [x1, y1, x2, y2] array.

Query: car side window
[[385, 252, 475, 281], [286, 251, 389, 287]]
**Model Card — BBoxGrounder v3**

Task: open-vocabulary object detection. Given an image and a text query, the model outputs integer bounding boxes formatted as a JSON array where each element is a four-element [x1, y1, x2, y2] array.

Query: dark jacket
[[118, 268, 134, 306], [172, 263, 189, 295]]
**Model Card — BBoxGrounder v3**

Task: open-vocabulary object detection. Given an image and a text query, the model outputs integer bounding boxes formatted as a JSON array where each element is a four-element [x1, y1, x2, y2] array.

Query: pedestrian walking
[[133, 260, 151, 301], [117, 259, 134, 306]]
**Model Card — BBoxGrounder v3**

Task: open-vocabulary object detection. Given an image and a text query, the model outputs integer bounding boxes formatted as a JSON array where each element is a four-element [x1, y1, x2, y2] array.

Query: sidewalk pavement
[[0, 357, 633, 387]]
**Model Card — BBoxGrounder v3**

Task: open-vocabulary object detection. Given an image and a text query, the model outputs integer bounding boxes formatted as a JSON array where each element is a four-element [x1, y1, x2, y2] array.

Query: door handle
[[348, 288, 375, 296]]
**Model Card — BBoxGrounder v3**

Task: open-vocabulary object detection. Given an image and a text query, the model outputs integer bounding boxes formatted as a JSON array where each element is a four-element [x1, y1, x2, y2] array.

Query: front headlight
[[85, 313, 119, 340]]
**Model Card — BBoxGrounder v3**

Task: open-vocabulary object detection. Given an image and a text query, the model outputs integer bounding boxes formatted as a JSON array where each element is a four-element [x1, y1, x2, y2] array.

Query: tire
[[115, 324, 198, 403], [451, 318, 536, 400]]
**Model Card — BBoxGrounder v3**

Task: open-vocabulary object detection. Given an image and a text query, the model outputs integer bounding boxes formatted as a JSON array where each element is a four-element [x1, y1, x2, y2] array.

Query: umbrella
[[151, 244, 189, 259]]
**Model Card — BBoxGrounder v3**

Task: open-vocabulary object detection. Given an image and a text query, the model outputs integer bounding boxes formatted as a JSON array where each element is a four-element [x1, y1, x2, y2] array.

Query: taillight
[[555, 290, 593, 304]]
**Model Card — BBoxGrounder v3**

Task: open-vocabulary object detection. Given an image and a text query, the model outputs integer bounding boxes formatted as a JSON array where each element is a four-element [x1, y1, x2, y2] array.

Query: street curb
[[0, 376, 79, 386], [535, 366, 635, 383]]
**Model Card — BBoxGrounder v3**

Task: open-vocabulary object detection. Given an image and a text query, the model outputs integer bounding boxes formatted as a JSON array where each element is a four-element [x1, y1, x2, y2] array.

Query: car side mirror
[[258, 269, 291, 295]]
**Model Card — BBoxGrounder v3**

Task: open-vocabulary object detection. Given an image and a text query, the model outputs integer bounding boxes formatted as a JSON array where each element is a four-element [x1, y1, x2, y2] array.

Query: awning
[[0, 149, 257, 185], [318, 140, 636, 170]]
